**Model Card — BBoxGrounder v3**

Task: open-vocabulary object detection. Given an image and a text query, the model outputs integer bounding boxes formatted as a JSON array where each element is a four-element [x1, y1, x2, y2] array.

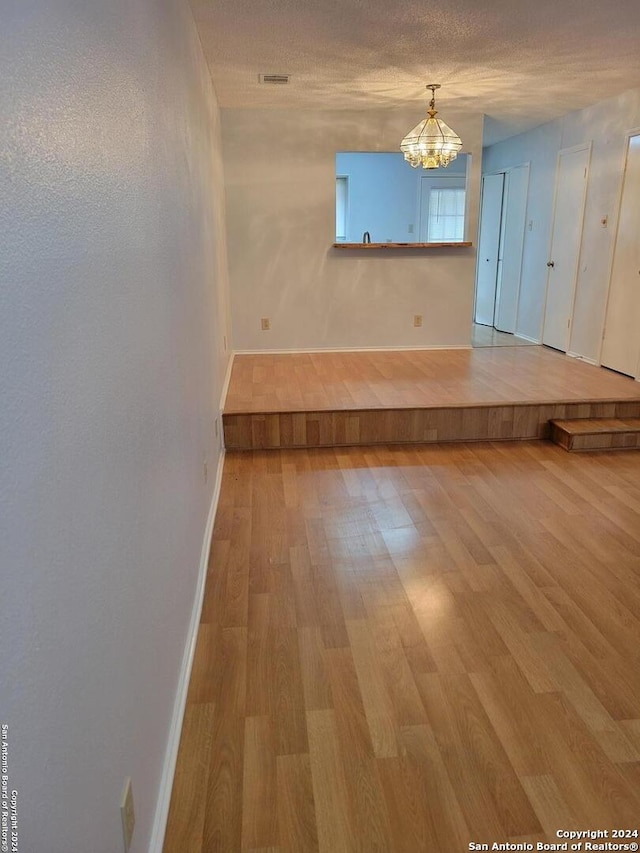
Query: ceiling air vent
[[259, 73, 290, 85]]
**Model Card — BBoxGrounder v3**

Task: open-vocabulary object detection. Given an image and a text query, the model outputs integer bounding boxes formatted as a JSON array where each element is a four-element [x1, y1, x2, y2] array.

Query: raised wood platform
[[223, 348, 640, 451], [550, 418, 640, 452]]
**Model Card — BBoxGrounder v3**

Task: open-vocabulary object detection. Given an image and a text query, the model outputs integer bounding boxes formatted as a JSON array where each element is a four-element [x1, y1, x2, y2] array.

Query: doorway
[[542, 144, 590, 352], [474, 164, 529, 336], [600, 133, 640, 378]]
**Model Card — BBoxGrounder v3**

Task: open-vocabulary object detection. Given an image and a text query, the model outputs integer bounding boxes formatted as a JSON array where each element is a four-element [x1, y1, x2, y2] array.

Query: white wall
[[0, 1, 231, 851], [483, 87, 640, 359], [222, 108, 483, 351], [335, 152, 466, 244]]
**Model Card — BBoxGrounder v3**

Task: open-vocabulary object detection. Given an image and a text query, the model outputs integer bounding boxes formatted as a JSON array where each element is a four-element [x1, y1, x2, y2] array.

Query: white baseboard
[[232, 345, 472, 355], [148, 451, 225, 852], [514, 333, 542, 344], [567, 351, 598, 365]]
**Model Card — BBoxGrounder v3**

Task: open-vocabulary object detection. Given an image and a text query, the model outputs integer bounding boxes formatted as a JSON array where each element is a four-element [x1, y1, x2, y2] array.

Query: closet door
[[601, 134, 640, 378], [474, 173, 505, 326], [542, 145, 590, 351], [494, 164, 529, 333]]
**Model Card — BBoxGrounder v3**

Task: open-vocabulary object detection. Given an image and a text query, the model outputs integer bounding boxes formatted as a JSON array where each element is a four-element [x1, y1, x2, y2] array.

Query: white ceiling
[[190, 0, 640, 144]]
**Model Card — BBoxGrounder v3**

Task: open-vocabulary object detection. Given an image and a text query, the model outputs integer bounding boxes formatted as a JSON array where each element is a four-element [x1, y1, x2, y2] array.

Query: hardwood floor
[[224, 347, 640, 414], [471, 323, 537, 348], [164, 442, 640, 852]]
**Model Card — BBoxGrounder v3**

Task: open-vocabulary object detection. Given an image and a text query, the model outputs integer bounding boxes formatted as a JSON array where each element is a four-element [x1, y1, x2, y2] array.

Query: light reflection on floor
[[472, 323, 538, 348]]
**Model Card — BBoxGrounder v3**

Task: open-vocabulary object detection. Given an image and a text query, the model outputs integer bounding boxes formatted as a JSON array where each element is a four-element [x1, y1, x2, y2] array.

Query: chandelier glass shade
[[401, 84, 462, 169]]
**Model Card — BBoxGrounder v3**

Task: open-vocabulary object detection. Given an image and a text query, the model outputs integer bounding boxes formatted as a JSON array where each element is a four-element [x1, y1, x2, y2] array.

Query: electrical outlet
[[261, 318, 271, 331], [413, 314, 423, 328], [120, 778, 135, 852], [408, 224, 414, 234]]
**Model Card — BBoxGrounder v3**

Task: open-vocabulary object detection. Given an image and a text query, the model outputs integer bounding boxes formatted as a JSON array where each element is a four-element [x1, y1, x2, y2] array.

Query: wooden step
[[550, 417, 640, 451]]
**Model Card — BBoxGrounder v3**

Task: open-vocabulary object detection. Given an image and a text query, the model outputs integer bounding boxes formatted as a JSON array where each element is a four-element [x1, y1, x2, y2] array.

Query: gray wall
[[0, 0, 231, 850]]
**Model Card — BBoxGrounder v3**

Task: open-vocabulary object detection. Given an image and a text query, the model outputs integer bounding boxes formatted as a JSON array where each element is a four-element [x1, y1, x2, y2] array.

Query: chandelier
[[400, 83, 462, 169]]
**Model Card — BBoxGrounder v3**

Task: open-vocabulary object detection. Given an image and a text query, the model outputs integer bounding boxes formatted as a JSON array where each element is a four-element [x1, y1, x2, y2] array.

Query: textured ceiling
[[190, 0, 640, 144]]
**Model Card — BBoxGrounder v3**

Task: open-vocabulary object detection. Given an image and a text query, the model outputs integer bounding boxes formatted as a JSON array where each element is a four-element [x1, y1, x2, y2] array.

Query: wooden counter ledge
[[333, 241, 472, 249]]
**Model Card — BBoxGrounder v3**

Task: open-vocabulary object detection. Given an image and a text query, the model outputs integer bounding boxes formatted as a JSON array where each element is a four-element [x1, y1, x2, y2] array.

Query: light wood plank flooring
[[471, 323, 537, 348], [164, 442, 640, 852], [224, 347, 640, 414]]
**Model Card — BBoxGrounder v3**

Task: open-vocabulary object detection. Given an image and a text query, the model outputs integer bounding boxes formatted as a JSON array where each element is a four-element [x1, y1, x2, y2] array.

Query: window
[[336, 153, 470, 244], [427, 188, 465, 242], [335, 176, 348, 241]]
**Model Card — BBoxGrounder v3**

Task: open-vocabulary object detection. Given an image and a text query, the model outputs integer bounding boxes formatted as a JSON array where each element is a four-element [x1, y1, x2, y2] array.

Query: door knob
[[547, 261, 555, 268]]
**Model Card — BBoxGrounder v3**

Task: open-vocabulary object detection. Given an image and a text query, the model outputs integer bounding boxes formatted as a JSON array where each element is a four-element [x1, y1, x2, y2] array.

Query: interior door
[[601, 134, 640, 378], [474, 173, 504, 326], [494, 164, 529, 333], [542, 145, 590, 351]]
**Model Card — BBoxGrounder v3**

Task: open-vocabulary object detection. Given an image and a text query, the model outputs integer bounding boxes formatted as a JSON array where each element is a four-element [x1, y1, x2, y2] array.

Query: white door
[[474, 173, 504, 326], [542, 145, 590, 351], [494, 164, 529, 333], [601, 134, 640, 378]]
